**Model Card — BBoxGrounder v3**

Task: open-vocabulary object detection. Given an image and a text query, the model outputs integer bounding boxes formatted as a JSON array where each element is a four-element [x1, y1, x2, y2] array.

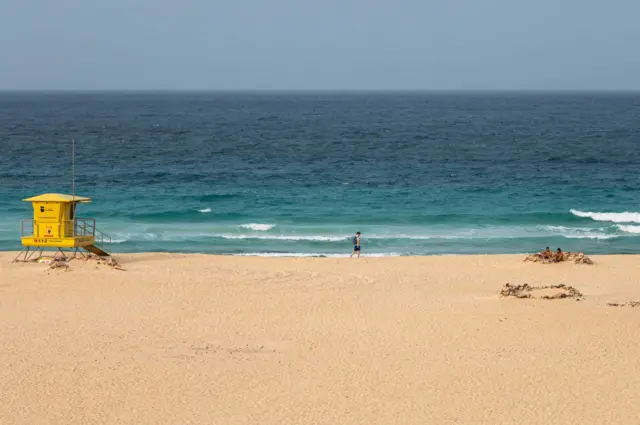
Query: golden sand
[[1, 253, 640, 424]]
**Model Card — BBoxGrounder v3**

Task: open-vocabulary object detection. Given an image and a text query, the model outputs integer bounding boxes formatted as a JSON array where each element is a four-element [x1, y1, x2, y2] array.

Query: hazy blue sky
[[1, 0, 639, 90]]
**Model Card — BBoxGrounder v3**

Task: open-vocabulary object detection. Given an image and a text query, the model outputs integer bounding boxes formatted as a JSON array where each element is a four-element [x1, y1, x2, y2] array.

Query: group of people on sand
[[540, 246, 565, 262]]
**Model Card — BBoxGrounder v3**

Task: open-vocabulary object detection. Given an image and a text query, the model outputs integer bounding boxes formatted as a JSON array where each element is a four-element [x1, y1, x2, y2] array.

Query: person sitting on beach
[[541, 247, 552, 260], [350, 232, 361, 259], [555, 248, 564, 262]]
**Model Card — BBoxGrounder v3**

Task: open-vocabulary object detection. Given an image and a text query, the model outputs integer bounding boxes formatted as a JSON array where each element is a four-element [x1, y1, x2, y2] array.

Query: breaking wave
[[570, 209, 640, 223], [617, 225, 640, 234], [239, 223, 276, 231]]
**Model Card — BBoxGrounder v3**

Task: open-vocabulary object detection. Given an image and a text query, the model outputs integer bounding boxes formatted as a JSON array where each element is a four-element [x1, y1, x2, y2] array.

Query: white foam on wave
[[107, 232, 167, 242], [213, 234, 346, 242], [234, 252, 402, 258], [617, 225, 640, 234], [106, 239, 127, 244], [198, 208, 212, 213], [367, 227, 561, 240], [239, 223, 276, 231], [538, 225, 617, 240], [561, 234, 617, 240], [366, 233, 494, 240], [570, 209, 640, 223]]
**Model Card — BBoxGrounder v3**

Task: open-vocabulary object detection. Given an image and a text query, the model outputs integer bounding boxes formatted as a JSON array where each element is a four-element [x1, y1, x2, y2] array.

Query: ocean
[[1, 92, 639, 256]]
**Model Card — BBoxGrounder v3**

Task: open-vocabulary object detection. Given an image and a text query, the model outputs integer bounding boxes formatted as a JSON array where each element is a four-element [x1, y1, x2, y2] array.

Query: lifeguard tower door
[[32, 200, 66, 239]]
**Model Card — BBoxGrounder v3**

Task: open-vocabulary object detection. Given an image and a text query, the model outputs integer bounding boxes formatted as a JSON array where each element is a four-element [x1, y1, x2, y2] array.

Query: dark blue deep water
[[1, 92, 639, 256]]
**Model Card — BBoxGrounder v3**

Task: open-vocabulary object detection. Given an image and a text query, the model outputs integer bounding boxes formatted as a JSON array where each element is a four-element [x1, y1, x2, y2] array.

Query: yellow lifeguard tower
[[14, 193, 111, 262]]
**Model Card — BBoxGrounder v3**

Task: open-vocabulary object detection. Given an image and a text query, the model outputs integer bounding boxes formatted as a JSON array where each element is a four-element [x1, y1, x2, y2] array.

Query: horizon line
[[1, 88, 640, 95]]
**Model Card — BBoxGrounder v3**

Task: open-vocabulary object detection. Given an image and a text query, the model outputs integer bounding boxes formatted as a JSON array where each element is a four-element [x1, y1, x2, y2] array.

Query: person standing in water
[[350, 232, 361, 258]]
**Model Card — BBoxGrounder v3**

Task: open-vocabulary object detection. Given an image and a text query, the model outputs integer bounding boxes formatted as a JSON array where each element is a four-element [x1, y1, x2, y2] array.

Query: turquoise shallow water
[[1, 92, 639, 256]]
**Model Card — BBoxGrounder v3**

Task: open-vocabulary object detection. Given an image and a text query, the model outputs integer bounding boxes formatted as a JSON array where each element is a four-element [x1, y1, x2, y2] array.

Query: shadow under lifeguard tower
[[14, 193, 112, 262]]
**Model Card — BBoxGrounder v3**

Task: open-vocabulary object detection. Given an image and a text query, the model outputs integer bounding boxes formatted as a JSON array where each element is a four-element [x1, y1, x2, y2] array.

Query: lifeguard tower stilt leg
[[12, 246, 44, 263]]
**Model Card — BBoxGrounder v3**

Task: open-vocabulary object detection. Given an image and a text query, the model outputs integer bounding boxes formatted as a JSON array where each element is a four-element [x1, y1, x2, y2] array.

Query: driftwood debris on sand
[[47, 254, 125, 271]]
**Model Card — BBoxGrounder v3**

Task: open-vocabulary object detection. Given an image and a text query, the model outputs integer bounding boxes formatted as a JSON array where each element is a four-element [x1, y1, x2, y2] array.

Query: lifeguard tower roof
[[23, 193, 91, 203]]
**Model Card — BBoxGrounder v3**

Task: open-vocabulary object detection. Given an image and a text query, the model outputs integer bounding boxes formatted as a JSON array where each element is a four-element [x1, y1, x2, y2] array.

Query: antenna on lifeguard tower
[[71, 138, 75, 203]]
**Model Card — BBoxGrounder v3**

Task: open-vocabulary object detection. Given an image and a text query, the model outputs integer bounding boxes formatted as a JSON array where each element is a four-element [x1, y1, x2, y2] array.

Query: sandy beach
[[1, 252, 640, 424]]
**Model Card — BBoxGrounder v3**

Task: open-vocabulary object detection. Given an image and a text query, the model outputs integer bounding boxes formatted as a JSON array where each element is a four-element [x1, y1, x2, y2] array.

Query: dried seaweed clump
[[500, 283, 583, 300], [48, 258, 71, 271], [607, 301, 640, 308]]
